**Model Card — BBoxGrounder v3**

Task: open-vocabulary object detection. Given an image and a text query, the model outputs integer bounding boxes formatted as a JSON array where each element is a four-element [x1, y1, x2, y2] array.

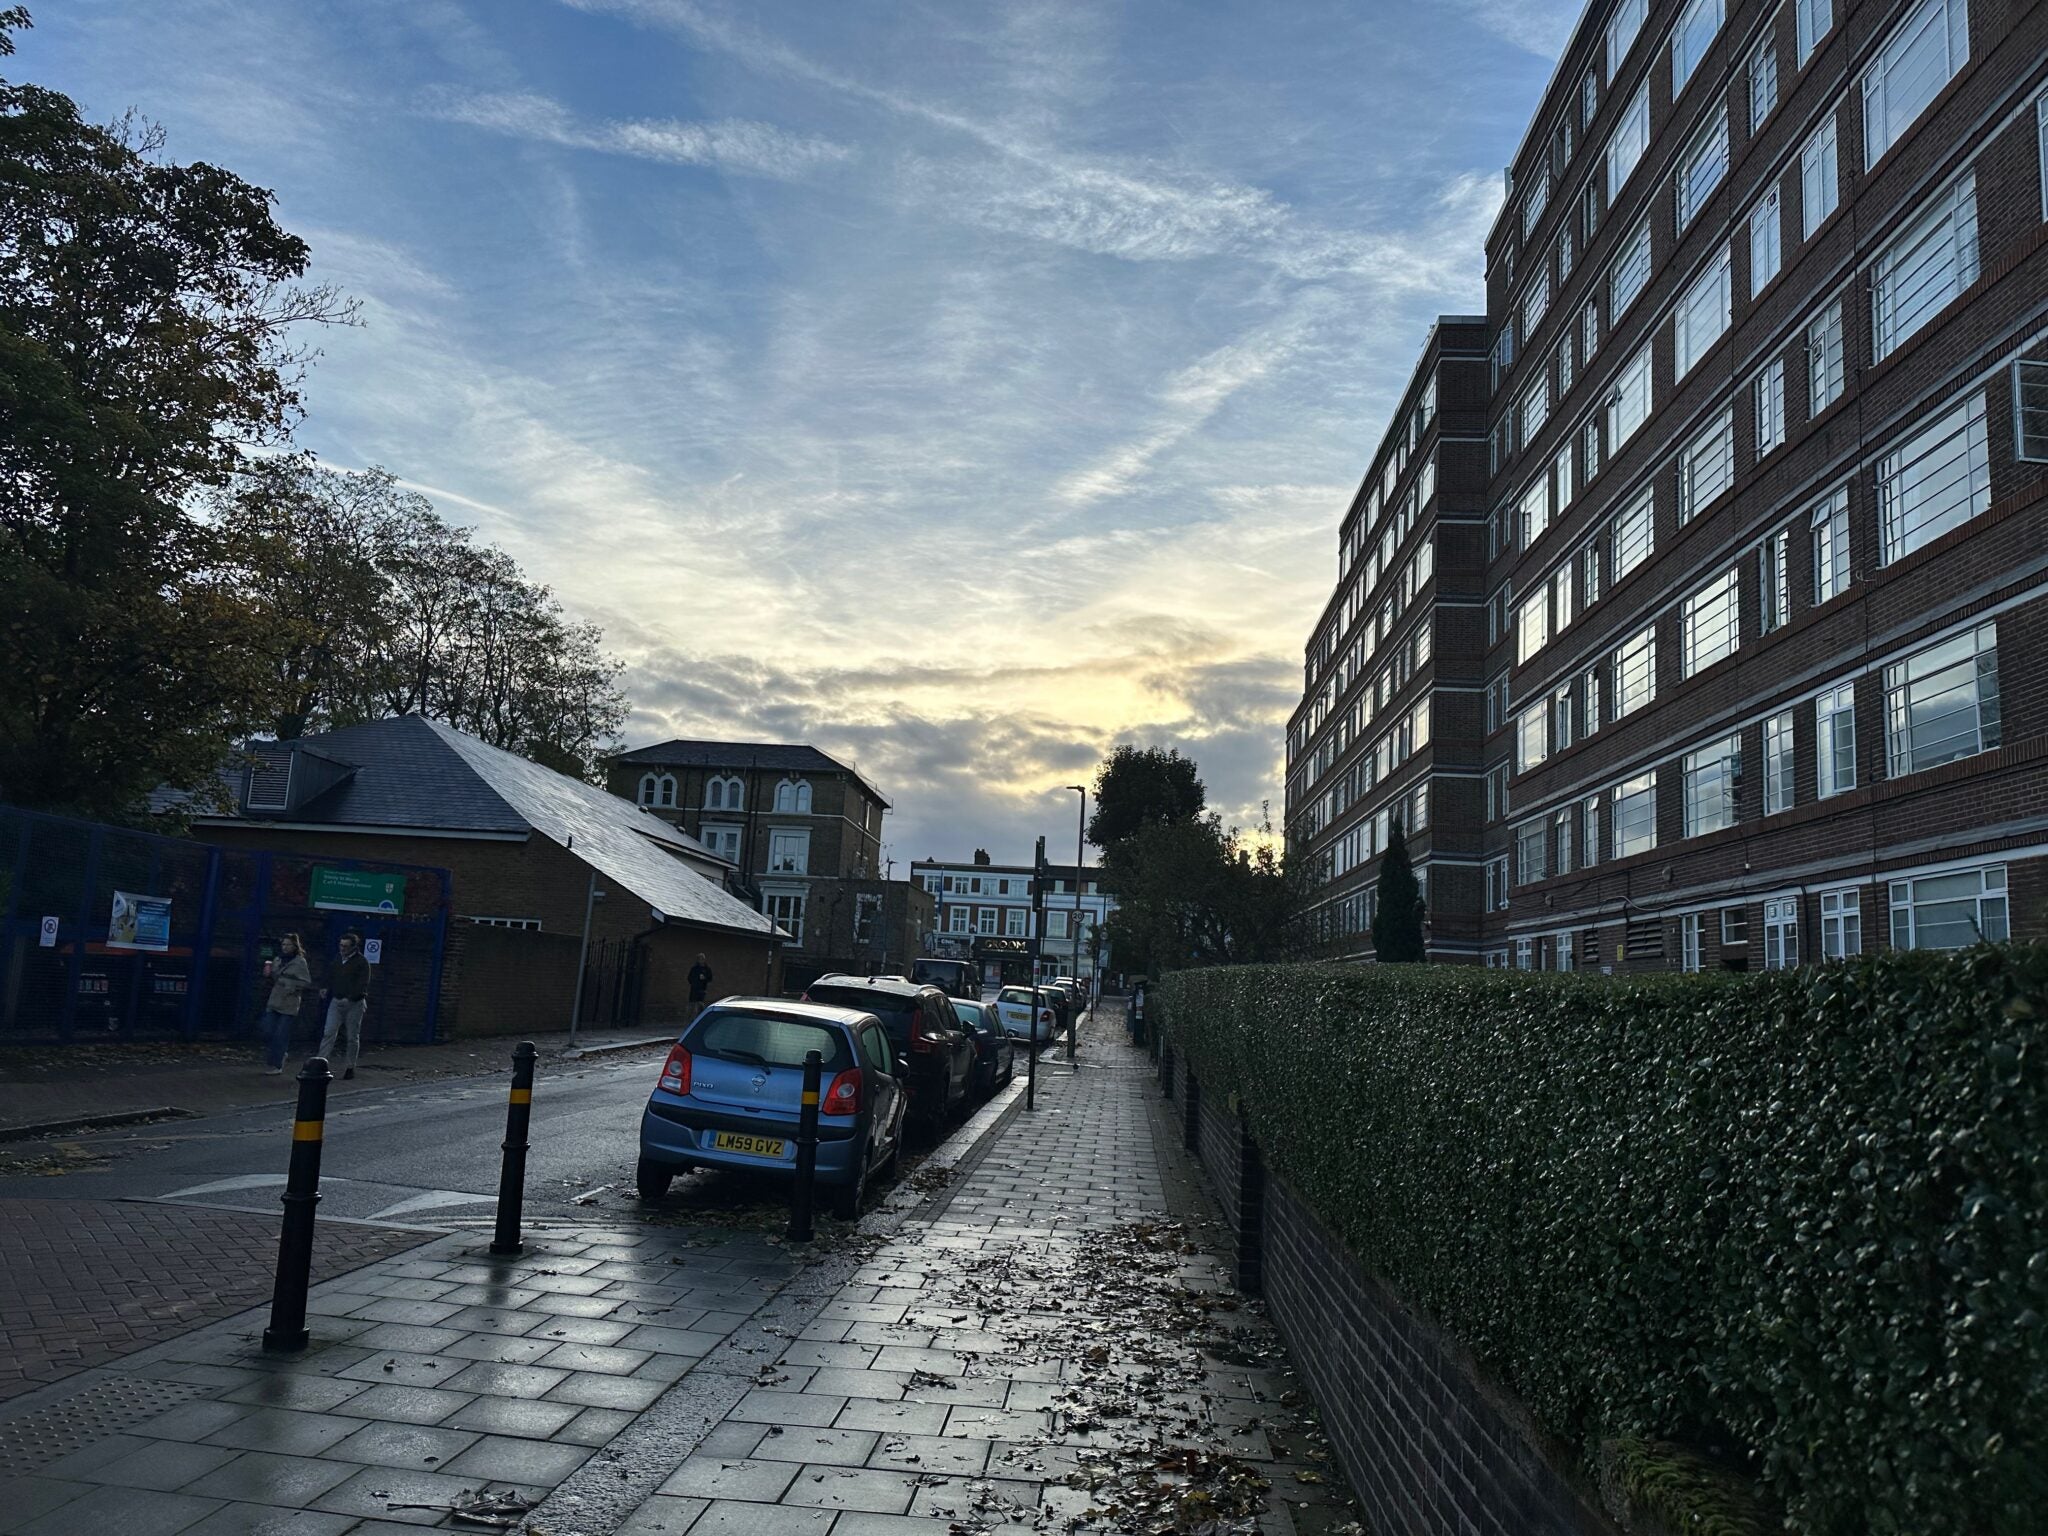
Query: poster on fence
[[108, 890, 172, 952]]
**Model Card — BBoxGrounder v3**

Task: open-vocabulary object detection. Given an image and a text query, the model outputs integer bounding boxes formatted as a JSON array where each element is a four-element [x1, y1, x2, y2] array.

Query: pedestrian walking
[[319, 930, 370, 1080], [259, 933, 313, 1074], [688, 953, 714, 1020]]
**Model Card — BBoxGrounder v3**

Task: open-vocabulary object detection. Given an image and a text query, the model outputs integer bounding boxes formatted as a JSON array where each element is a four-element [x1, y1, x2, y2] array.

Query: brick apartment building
[[610, 741, 919, 983], [1289, 0, 2048, 971]]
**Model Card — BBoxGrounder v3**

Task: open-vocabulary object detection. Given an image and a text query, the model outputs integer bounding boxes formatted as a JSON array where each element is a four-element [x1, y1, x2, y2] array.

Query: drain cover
[[0, 1377, 206, 1477]]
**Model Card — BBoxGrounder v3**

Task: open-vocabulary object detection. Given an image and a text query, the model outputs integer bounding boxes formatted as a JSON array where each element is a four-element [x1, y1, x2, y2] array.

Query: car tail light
[[658, 1043, 692, 1095], [909, 1012, 935, 1053], [1039, 1009, 1054, 1025], [822, 1067, 863, 1116]]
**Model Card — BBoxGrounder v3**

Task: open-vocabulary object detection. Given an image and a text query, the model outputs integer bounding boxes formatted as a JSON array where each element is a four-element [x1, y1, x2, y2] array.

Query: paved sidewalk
[[0, 1022, 1359, 1535], [587, 1030, 1356, 1536], [0, 1028, 672, 1140]]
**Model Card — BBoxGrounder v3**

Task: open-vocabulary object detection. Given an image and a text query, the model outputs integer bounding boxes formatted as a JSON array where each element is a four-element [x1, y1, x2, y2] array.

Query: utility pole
[[1065, 785, 1086, 1060], [1027, 836, 1045, 1111]]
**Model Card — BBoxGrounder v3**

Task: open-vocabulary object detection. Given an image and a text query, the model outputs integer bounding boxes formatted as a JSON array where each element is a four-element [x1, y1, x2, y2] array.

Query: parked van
[[909, 956, 979, 1001]]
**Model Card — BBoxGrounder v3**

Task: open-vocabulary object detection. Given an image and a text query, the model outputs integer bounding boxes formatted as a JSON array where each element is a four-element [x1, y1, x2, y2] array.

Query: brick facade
[[1290, 0, 2048, 971], [1173, 1053, 1608, 1536], [204, 825, 780, 1035]]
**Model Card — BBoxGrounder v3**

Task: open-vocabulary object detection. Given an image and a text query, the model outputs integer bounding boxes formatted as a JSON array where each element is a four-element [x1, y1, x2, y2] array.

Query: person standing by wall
[[688, 953, 714, 1021], [260, 933, 313, 1075], [320, 930, 370, 1080]]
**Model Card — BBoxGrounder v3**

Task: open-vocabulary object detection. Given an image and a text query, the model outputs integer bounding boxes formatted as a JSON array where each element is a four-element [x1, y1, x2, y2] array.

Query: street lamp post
[[1064, 785, 1085, 1060]]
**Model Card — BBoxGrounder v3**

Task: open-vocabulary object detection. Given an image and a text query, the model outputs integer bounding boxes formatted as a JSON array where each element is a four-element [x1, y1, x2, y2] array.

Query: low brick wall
[[1170, 1052, 1608, 1536]]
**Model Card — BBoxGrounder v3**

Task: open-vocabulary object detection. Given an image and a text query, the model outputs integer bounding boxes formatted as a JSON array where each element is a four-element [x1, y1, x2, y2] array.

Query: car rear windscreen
[[686, 1010, 853, 1071], [954, 1000, 989, 1026], [806, 986, 916, 1041]]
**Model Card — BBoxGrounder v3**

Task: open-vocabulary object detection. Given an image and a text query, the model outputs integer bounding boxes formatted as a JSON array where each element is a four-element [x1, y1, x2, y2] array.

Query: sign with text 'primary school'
[[310, 867, 406, 914]]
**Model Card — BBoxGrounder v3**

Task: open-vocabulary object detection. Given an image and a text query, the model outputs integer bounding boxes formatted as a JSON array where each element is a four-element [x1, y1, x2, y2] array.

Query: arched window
[[638, 773, 660, 806], [774, 779, 797, 812], [795, 780, 812, 813], [706, 778, 725, 810], [716, 775, 743, 811], [657, 775, 676, 808]]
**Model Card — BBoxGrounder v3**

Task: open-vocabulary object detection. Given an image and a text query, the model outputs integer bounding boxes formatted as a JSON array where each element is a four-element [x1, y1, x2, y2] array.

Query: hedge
[[1159, 949, 2048, 1536]]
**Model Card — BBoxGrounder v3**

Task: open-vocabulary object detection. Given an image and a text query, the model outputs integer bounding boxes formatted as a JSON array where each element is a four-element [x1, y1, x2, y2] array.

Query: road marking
[[160, 1174, 291, 1198], [365, 1189, 499, 1221]]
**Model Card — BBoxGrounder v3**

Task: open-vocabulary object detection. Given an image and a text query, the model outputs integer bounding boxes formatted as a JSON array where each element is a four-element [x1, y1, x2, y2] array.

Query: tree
[[1087, 744, 1205, 848], [213, 458, 630, 781], [1370, 819, 1426, 962], [1099, 801, 1292, 975], [0, 10, 353, 815]]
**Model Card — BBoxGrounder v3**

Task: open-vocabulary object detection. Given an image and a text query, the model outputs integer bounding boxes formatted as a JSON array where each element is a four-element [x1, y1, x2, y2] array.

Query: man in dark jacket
[[688, 954, 714, 1019], [319, 931, 371, 1080]]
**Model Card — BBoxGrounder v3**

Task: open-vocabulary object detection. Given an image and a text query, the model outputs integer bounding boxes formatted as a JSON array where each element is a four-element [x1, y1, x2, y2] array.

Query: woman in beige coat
[[261, 933, 313, 1074]]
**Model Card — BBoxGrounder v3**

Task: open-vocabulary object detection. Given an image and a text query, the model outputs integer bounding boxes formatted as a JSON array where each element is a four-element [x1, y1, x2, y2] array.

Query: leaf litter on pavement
[[898, 1216, 1366, 1535]]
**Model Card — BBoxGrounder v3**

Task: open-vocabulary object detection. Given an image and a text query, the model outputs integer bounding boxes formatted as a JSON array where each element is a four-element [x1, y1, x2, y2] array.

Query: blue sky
[[35, 0, 1580, 865]]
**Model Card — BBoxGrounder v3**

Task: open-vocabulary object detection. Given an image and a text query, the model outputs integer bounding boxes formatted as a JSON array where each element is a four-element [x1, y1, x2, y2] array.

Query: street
[[0, 1048, 678, 1227]]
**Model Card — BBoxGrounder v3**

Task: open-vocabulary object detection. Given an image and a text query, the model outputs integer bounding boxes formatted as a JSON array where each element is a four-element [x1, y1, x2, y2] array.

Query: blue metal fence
[[0, 805, 450, 1046]]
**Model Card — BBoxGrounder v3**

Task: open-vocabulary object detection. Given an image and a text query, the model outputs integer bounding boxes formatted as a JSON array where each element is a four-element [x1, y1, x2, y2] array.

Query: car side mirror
[[893, 1055, 911, 1077]]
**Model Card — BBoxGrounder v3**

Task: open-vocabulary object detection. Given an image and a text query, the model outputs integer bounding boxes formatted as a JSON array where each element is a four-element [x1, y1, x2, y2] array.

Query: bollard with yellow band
[[490, 1042, 538, 1257], [787, 1048, 822, 1244], [263, 1055, 333, 1352]]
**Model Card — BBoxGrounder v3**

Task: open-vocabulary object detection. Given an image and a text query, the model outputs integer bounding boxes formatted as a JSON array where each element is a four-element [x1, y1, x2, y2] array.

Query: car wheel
[[832, 1148, 869, 1219], [636, 1157, 672, 1201]]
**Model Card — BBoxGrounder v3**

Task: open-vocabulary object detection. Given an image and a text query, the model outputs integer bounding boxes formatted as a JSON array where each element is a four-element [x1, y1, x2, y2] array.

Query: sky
[[31, 0, 1581, 867]]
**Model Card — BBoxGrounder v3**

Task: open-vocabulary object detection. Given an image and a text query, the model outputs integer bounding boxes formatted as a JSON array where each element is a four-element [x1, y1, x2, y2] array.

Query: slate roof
[[199, 716, 780, 940], [615, 740, 889, 809]]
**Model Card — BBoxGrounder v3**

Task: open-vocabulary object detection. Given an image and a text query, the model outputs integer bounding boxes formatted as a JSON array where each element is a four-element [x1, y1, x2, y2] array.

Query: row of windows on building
[[1497, 373, 2021, 776], [1335, 378, 1439, 582], [1493, 618, 2000, 894], [1295, 531, 1439, 759], [941, 906, 1099, 938], [1293, 698, 1434, 847], [1300, 867, 1434, 949], [1507, 0, 1965, 378], [1487, 858, 2007, 971], [916, 873, 1101, 896], [634, 773, 814, 814]]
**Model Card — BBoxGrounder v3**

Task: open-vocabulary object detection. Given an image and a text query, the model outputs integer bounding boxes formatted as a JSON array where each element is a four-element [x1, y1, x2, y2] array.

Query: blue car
[[637, 998, 909, 1218]]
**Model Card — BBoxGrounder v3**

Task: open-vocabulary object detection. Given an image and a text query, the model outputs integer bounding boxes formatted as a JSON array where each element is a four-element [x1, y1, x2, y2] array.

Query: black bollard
[[490, 1042, 537, 1257], [263, 1056, 333, 1352], [787, 1049, 821, 1244]]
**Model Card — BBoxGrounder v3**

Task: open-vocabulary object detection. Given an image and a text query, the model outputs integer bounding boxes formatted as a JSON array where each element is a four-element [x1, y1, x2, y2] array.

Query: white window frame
[[1764, 708, 1794, 814], [1863, 0, 1970, 169], [1796, 0, 1834, 68], [2019, 357, 2048, 462], [1749, 188, 1783, 294], [1811, 487, 1850, 603], [1672, 0, 1725, 96], [1884, 621, 2000, 778], [1677, 407, 1735, 521], [1611, 771, 1658, 859], [1005, 908, 1027, 938], [1749, 38, 1779, 132], [1607, 82, 1652, 202], [1607, 344, 1653, 448], [1517, 702, 1548, 772], [1608, 0, 1650, 78], [1676, 109, 1730, 231], [1817, 682, 1857, 797], [1612, 489, 1655, 580], [1683, 733, 1742, 838], [1872, 173, 1979, 361], [766, 828, 811, 875], [1680, 912, 1703, 972], [1622, 626, 1654, 720], [1763, 896, 1799, 969], [1756, 358, 1787, 455], [1682, 569, 1740, 677], [1879, 390, 1990, 564], [1673, 249, 1732, 379], [1761, 527, 1789, 633], [1610, 221, 1653, 316], [1516, 820, 1547, 886], [1819, 887, 1862, 958], [1801, 115, 1839, 236], [769, 891, 807, 944], [1889, 863, 2008, 950], [1808, 299, 1845, 413]]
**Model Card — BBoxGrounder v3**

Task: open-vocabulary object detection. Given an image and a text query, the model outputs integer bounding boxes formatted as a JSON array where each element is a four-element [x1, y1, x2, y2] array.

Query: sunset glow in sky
[[38, 0, 1583, 863]]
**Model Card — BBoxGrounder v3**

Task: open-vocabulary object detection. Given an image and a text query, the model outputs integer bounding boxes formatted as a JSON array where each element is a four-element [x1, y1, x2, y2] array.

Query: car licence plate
[[710, 1131, 786, 1157]]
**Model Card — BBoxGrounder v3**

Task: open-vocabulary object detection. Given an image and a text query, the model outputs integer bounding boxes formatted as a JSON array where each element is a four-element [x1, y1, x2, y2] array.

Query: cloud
[[425, 87, 854, 179], [1455, 0, 1585, 58]]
